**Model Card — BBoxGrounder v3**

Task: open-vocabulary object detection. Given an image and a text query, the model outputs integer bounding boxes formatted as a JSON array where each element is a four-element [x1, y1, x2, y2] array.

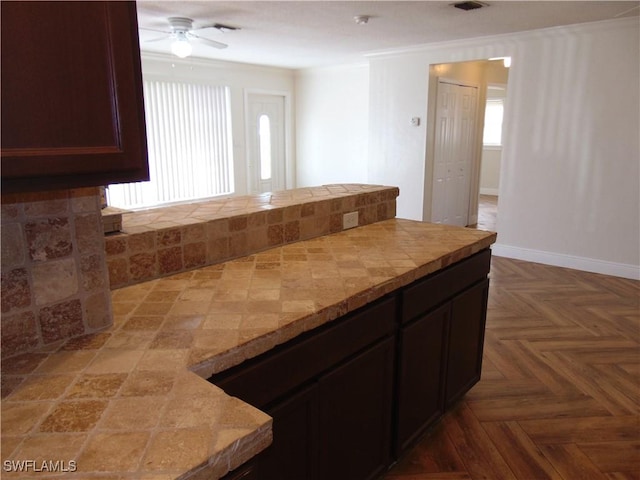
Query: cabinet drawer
[[402, 249, 491, 323], [210, 295, 396, 408]]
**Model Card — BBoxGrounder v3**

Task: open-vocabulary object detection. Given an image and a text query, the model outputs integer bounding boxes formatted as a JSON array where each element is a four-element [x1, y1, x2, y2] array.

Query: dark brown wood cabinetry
[[395, 303, 448, 455], [395, 250, 491, 457], [215, 250, 491, 480], [1, 1, 148, 193], [260, 385, 319, 479], [252, 338, 394, 480], [445, 279, 489, 406], [213, 296, 396, 480], [318, 338, 394, 480]]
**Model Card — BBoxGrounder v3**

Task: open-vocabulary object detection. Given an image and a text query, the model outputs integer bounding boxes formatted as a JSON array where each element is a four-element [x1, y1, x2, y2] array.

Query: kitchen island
[[1, 218, 495, 479]]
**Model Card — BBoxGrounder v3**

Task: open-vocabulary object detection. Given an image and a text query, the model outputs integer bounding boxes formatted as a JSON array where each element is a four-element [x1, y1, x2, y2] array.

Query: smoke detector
[[354, 15, 370, 25]]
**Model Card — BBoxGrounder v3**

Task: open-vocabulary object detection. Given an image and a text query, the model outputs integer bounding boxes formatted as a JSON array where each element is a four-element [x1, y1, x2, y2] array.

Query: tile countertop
[[1, 219, 496, 480]]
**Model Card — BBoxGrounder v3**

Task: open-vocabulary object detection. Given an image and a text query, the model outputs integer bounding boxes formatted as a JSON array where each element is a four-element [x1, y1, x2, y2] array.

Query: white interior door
[[247, 94, 285, 194], [431, 80, 478, 226]]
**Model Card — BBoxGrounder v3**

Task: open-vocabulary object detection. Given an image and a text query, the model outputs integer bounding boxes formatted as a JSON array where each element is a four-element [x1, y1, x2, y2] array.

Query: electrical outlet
[[343, 211, 359, 230]]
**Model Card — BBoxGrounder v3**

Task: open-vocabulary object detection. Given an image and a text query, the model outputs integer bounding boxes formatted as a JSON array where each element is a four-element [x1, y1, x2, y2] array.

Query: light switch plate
[[343, 211, 359, 230]]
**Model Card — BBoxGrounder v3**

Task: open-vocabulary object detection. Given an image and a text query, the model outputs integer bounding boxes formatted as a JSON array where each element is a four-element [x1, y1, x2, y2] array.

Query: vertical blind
[[107, 80, 234, 209]]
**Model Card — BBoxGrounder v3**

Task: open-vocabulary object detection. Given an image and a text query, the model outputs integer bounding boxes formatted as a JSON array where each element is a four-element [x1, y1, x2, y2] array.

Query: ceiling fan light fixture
[[171, 33, 192, 58], [168, 17, 194, 32]]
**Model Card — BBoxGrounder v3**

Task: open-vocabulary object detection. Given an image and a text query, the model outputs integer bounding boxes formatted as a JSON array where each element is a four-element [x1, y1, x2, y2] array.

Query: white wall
[[498, 19, 639, 278], [369, 56, 430, 220], [141, 53, 296, 196], [479, 148, 501, 195], [368, 18, 639, 278], [295, 64, 370, 186]]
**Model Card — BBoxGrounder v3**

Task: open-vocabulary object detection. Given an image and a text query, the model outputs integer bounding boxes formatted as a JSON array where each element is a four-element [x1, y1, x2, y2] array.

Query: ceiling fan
[[142, 17, 239, 58]]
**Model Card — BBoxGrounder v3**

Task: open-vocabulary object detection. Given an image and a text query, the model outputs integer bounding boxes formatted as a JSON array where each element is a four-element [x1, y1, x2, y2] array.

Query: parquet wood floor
[[383, 256, 640, 480], [471, 195, 498, 232]]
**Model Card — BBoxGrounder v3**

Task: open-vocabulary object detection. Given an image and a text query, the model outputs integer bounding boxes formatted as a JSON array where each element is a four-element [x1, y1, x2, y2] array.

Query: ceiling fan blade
[[140, 26, 171, 34], [144, 34, 173, 43], [189, 33, 228, 49], [196, 23, 240, 33], [214, 23, 240, 32], [140, 26, 173, 43]]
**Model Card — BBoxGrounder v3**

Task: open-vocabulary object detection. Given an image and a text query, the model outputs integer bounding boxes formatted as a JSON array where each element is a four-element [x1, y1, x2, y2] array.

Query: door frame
[[244, 89, 294, 194], [428, 77, 483, 226]]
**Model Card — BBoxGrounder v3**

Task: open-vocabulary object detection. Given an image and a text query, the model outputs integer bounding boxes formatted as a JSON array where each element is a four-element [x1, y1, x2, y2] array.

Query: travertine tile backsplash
[[1, 188, 112, 358]]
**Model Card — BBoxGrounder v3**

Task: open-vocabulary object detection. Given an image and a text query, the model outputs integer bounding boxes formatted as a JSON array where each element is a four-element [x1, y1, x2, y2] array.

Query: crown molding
[[365, 16, 638, 61]]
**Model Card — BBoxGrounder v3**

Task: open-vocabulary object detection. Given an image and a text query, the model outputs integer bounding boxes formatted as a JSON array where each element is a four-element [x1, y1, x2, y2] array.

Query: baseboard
[[491, 243, 640, 280], [479, 188, 499, 196]]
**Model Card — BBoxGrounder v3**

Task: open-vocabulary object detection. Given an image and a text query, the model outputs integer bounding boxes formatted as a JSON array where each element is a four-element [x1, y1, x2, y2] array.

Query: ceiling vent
[[453, 1, 486, 11]]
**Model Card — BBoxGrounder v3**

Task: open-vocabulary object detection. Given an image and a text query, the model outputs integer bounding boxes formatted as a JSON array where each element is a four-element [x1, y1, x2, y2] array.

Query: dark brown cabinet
[[395, 304, 448, 455], [317, 338, 394, 480], [216, 250, 491, 480], [253, 338, 394, 480], [445, 279, 489, 406], [395, 250, 491, 457], [213, 296, 396, 480], [1, 1, 149, 193], [259, 385, 319, 480]]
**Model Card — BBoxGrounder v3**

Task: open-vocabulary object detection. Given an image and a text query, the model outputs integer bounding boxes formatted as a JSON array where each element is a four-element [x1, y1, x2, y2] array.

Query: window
[[482, 98, 504, 147], [107, 80, 234, 209], [258, 114, 272, 181]]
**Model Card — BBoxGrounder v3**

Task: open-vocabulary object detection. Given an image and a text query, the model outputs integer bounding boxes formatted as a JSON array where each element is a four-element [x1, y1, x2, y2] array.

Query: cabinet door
[[318, 338, 394, 480], [256, 384, 319, 480], [1, 1, 148, 192], [445, 279, 489, 406], [395, 304, 448, 456]]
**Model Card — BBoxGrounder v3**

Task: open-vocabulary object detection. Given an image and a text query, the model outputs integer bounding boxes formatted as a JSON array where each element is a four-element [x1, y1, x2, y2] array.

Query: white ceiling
[[136, 1, 640, 69]]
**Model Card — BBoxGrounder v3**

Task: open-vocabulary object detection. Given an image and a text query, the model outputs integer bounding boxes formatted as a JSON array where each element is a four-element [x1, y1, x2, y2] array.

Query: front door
[[247, 94, 285, 194], [431, 80, 478, 226]]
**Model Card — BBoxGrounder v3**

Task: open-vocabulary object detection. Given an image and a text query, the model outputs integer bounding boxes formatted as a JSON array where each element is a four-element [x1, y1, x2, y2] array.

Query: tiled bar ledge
[[105, 184, 399, 289]]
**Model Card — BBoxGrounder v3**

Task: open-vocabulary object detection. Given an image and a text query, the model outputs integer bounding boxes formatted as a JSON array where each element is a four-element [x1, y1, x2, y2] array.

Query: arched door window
[[259, 114, 272, 181], [247, 93, 285, 194]]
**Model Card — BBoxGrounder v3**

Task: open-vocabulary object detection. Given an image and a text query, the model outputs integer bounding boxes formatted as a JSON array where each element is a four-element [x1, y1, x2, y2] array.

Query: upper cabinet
[[1, 1, 149, 193]]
